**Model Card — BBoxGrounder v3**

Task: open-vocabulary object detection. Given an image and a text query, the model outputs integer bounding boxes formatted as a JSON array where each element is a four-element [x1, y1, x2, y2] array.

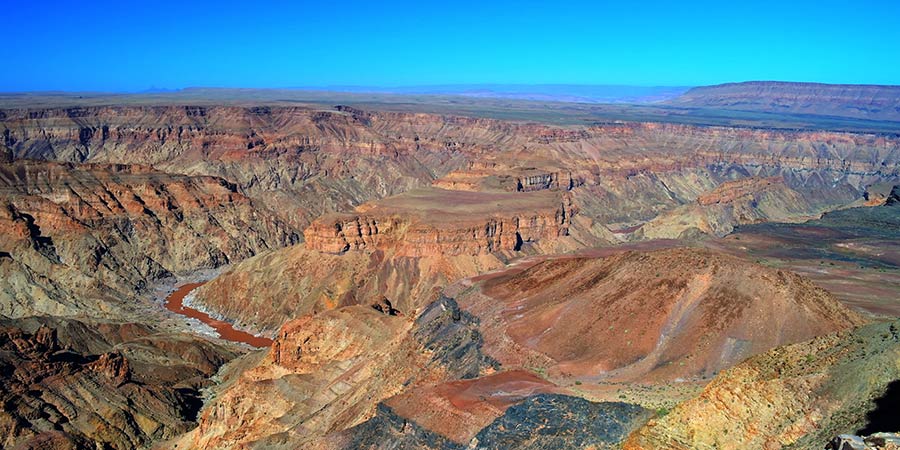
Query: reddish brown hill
[[188, 241, 508, 336], [462, 247, 864, 382]]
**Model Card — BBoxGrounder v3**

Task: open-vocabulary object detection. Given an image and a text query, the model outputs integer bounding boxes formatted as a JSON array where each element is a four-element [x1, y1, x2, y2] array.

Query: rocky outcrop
[[412, 295, 500, 380], [624, 320, 900, 450], [304, 188, 578, 256], [302, 214, 403, 253], [0, 317, 238, 450], [828, 433, 900, 450], [887, 185, 900, 205], [178, 306, 422, 449], [695, 176, 785, 206]]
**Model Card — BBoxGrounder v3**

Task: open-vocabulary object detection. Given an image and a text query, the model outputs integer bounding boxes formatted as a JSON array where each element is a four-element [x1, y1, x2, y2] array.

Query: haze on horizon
[[5, 0, 900, 92]]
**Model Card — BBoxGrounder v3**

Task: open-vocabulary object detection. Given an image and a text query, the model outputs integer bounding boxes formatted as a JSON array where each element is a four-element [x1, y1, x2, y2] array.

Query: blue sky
[[4, 0, 900, 91]]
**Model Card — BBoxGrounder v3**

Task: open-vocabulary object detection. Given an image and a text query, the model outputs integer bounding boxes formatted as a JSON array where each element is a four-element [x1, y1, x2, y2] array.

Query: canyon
[[1, 83, 899, 449]]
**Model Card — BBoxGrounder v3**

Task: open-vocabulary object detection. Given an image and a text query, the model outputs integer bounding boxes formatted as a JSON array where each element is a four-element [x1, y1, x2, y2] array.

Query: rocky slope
[[339, 394, 653, 450], [637, 176, 840, 239], [457, 247, 865, 382], [0, 160, 298, 319], [0, 317, 239, 450], [174, 297, 501, 449], [669, 81, 900, 122], [177, 247, 868, 449], [175, 292, 656, 450], [187, 240, 507, 336], [624, 319, 900, 450]]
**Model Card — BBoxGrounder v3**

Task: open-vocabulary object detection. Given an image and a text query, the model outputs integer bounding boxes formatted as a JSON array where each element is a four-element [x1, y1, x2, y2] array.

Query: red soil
[[385, 370, 560, 443]]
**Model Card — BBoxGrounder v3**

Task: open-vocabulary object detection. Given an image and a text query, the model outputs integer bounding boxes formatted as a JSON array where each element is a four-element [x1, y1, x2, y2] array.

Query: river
[[164, 282, 273, 348]]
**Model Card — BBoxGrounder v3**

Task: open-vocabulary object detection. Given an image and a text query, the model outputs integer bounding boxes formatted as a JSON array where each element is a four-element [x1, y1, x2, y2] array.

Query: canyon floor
[[1, 82, 899, 449]]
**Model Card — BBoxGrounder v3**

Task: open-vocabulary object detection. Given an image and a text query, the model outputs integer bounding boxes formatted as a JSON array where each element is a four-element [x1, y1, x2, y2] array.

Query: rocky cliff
[[176, 300, 496, 449], [3, 106, 898, 232], [303, 188, 578, 256]]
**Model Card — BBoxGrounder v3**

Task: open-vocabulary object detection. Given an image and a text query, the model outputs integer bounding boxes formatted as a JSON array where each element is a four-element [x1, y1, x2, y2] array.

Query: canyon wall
[[0, 160, 298, 319]]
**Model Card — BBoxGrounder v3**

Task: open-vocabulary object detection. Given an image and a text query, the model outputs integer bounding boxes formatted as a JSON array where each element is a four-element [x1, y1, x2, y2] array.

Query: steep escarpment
[[0, 106, 479, 227], [461, 247, 865, 382], [0, 160, 298, 319], [0, 317, 239, 450], [624, 319, 900, 450], [669, 81, 900, 122]]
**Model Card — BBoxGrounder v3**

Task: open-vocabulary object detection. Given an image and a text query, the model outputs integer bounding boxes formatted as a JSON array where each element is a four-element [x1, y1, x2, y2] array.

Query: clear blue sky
[[5, 0, 899, 91]]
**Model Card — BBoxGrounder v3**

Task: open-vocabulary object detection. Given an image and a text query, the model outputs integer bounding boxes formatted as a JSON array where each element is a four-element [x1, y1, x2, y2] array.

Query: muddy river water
[[165, 282, 273, 347]]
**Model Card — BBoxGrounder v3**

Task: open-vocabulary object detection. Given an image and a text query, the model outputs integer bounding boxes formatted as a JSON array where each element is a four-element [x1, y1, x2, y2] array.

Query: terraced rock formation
[[3, 106, 897, 233], [305, 188, 582, 256]]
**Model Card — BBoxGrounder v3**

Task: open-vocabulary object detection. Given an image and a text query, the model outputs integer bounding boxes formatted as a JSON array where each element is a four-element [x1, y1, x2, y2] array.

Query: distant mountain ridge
[[669, 81, 900, 121], [310, 84, 691, 104]]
